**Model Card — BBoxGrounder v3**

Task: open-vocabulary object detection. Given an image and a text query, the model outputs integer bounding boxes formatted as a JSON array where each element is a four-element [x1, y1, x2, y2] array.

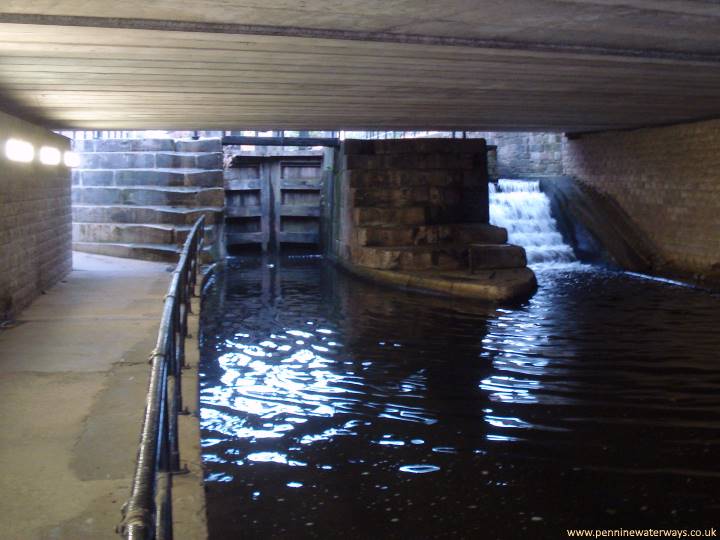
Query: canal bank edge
[[336, 258, 537, 304], [172, 284, 209, 539]]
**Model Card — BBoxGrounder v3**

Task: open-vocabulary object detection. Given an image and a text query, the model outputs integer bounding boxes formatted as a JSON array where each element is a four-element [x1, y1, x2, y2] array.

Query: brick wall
[[0, 111, 72, 320], [562, 119, 720, 280]]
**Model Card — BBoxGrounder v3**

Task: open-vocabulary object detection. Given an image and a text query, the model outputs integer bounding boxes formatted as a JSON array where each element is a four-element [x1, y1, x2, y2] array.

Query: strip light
[[39, 146, 61, 165], [5, 138, 34, 163]]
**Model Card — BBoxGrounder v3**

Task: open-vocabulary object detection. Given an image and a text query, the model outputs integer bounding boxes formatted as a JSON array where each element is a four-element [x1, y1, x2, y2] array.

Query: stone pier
[[328, 139, 536, 303]]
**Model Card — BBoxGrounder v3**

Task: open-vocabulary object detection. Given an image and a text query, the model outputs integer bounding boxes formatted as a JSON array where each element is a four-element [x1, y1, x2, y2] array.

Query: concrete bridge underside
[[0, 0, 719, 132]]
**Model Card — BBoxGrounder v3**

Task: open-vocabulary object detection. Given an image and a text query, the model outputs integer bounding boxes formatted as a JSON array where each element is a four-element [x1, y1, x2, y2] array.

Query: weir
[[489, 179, 576, 265]]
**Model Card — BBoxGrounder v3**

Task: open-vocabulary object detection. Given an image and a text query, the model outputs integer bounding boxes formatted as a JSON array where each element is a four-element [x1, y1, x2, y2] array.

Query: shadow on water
[[200, 255, 720, 539]]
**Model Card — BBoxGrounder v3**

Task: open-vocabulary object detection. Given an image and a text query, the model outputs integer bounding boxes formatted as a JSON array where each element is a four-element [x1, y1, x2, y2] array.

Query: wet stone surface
[[200, 257, 720, 539]]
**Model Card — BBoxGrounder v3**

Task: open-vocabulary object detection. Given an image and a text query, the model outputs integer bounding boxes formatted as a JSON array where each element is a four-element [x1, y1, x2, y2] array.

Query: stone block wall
[[562, 119, 720, 281], [475, 132, 564, 178], [72, 137, 225, 261], [0, 111, 72, 320], [330, 138, 508, 271]]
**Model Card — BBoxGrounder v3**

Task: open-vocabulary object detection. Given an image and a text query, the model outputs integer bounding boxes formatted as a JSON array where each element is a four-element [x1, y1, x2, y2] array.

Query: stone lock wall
[[476, 132, 564, 179], [72, 138, 225, 261], [0, 111, 72, 321], [330, 138, 509, 271], [562, 119, 720, 282]]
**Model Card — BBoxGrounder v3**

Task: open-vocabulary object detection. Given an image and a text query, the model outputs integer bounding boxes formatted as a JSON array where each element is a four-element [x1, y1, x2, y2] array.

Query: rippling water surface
[[200, 257, 720, 539]]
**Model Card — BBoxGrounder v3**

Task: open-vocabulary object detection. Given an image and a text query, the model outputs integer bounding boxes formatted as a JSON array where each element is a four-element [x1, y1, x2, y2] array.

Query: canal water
[[199, 257, 720, 539], [200, 178, 719, 538]]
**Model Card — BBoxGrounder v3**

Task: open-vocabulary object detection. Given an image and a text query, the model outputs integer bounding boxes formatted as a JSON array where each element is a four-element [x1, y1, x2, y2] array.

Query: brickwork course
[[72, 137, 225, 261], [562, 119, 720, 281], [0, 111, 72, 321]]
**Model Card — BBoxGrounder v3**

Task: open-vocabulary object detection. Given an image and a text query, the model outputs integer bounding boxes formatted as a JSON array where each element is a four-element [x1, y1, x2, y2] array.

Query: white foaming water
[[489, 179, 577, 266]]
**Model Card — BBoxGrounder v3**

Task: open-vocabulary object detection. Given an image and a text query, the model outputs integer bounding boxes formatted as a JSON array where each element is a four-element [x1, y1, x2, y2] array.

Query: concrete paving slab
[[0, 252, 202, 539]]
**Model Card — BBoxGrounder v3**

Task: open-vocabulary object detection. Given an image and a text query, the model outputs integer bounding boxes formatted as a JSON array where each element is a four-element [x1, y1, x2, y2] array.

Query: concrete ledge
[[338, 259, 537, 304]]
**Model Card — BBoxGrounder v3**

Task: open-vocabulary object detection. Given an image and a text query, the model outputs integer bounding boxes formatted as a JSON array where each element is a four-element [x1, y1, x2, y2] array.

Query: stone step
[[451, 223, 508, 245], [72, 186, 224, 207], [352, 186, 461, 207], [469, 244, 527, 270], [72, 222, 218, 245], [357, 224, 454, 247], [353, 245, 466, 271], [73, 138, 175, 153], [73, 242, 181, 262], [73, 168, 223, 188], [356, 223, 508, 247], [349, 169, 463, 189], [73, 204, 223, 225], [78, 152, 223, 170]]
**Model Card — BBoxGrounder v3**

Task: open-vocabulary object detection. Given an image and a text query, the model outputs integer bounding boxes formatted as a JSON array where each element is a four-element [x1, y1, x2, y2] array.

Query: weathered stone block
[[175, 139, 222, 153], [72, 205, 222, 226], [371, 138, 486, 155], [451, 223, 507, 245], [342, 139, 374, 155], [73, 222, 175, 244], [356, 224, 454, 247], [353, 206, 427, 226], [77, 170, 114, 186], [73, 186, 224, 207], [80, 152, 156, 169], [349, 169, 461, 189], [72, 241, 180, 262], [156, 152, 223, 169], [468, 243, 527, 270], [346, 153, 476, 171], [89, 138, 175, 152], [353, 246, 464, 271]]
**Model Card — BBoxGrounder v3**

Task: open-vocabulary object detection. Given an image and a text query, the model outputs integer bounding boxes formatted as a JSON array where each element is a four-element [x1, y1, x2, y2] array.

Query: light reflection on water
[[200, 256, 720, 539]]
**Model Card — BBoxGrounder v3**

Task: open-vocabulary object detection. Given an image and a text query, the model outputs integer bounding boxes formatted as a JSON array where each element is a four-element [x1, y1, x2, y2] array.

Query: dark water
[[199, 258, 720, 539]]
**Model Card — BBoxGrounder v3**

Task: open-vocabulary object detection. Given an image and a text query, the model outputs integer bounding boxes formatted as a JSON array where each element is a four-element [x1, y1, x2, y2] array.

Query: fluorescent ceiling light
[[5, 138, 34, 163], [39, 146, 61, 165], [63, 151, 80, 168]]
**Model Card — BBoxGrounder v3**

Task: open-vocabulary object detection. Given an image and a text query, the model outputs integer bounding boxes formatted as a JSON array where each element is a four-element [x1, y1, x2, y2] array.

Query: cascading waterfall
[[489, 179, 576, 265]]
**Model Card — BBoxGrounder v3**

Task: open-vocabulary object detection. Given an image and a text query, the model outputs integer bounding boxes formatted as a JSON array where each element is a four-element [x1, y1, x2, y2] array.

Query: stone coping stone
[[72, 241, 181, 262], [74, 138, 175, 153], [72, 205, 223, 225], [339, 259, 536, 304], [75, 185, 224, 193]]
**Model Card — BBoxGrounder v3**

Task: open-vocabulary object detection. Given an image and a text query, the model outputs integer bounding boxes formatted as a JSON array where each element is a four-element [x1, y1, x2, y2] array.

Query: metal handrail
[[118, 216, 205, 540]]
